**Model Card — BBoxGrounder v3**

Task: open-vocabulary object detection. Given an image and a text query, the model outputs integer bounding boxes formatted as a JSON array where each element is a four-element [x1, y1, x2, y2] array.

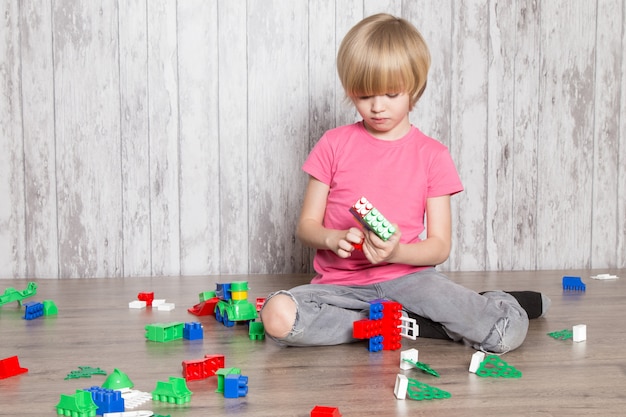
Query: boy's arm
[[363, 195, 452, 266], [296, 176, 364, 258]]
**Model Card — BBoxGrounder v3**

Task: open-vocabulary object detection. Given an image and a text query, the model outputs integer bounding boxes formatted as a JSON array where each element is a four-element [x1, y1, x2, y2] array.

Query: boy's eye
[[386, 93, 399, 98]]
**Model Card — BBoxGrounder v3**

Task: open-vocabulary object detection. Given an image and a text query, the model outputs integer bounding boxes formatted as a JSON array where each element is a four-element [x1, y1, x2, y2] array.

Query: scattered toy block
[[84, 386, 124, 414], [56, 389, 98, 417], [187, 297, 218, 316], [215, 368, 241, 393], [394, 374, 409, 400], [590, 273, 618, 280], [311, 405, 342, 416], [0, 282, 37, 307], [182, 354, 225, 382], [65, 366, 107, 380], [223, 374, 249, 398], [23, 301, 44, 320], [573, 324, 587, 342], [137, 292, 154, 307], [102, 411, 155, 417], [157, 302, 175, 311], [547, 329, 573, 340], [183, 322, 203, 340], [350, 196, 396, 241], [468, 351, 486, 374], [43, 299, 58, 315], [402, 359, 440, 377], [129, 300, 147, 309], [249, 321, 265, 340], [0, 355, 28, 379], [400, 349, 419, 370], [562, 276, 586, 291], [145, 322, 184, 342], [102, 368, 134, 390], [255, 297, 266, 312], [118, 388, 152, 409], [152, 377, 192, 404], [405, 378, 451, 401]]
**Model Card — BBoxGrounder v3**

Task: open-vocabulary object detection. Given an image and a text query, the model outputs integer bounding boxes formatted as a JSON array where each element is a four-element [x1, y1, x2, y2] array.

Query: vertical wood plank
[[335, 0, 362, 127], [20, 0, 58, 278], [536, 1, 596, 269], [448, 0, 490, 271], [0, 0, 26, 278], [146, 0, 180, 275], [218, 0, 249, 274], [485, 0, 516, 270], [247, 0, 309, 273], [511, 0, 541, 270], [53, 0, 122, 278], [618, 1, 626, 269], [405, 1, 454, 271], [119, 0, 151, 277], [364, 0, 401, 16], [178, 1, 219, 275], [591, 0, 622, 268]]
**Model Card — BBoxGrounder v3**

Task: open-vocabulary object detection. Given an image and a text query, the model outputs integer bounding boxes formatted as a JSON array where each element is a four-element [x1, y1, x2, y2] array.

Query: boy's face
[[351, 92, 411, 141]]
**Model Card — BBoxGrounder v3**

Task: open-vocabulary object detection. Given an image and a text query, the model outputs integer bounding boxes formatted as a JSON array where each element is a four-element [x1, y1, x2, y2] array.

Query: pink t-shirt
[[303, 122, 463, 285]]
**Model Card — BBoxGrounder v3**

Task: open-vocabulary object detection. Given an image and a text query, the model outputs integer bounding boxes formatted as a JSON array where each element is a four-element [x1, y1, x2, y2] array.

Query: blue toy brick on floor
[[562, 276, 586, 291]]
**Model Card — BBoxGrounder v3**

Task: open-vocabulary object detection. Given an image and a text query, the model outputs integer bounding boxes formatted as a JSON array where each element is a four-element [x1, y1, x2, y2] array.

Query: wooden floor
[[0, 270, 624, 417]]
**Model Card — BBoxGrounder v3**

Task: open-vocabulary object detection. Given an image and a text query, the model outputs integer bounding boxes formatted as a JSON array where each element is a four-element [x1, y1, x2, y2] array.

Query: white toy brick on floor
[[399, 316, 418, 340], [469, 351, 486, 373], [394, 374, 409, 400], [152, 299, 166, 307], [157, 302, 175, 311], [103, 411, 153, 417], [590, 274, 618, 280], [400, 348, 419, 370], [118, 388, 152, 409], [573, 324, 587, 342], [128, 300, 146, 309]]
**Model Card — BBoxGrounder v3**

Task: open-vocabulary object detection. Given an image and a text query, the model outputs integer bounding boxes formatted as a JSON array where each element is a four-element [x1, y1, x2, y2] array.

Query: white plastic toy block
[[128, 300, 147, 309], [590, 274, 618, 280], [573, 324, 587, 342], [399, 315, 418, 340], [118, 388, 152, 409], [103, 411, 153, 417], [157, 302, 175, 311], [469, 351, 486, 373], [152, 299, 166, 307], [394, 374, 409, 400], [400, 349, 419, 370]]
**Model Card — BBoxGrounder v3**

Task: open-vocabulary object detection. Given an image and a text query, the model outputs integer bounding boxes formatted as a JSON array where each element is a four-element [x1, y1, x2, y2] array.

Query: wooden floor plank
[[0, 270, 624, 416]]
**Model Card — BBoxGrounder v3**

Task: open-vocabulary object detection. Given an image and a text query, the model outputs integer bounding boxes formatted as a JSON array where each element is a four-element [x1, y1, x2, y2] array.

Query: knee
[[260, 294, 297, 339]]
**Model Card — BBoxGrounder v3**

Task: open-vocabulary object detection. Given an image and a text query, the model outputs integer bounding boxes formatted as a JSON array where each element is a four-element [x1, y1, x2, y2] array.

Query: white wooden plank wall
[[0, 0, 624, 278]]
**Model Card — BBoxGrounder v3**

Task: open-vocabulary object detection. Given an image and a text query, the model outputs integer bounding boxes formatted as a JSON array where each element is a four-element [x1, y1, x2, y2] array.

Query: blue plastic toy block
[[183, 322, 203, 340], [368, 335, 384, 352], [369, 301, 384, 320], [215, 283, 231, 300], [23, 301, 44, 320], [84, 386, 124, 414], [562, 276, 586, 291], [224, 374, 249, 398]]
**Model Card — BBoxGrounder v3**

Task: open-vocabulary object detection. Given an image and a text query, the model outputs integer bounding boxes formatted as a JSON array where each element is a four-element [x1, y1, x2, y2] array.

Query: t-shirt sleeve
[[427, 147, 464, 197], [302, 133, 333, 185]]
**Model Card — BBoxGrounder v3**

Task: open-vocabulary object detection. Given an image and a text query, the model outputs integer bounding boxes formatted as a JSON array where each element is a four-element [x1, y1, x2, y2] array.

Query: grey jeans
[[262, 268, 529, 353]]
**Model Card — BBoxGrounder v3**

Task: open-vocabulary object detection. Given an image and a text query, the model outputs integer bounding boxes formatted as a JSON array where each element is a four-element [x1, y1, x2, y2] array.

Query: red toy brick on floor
[[311, 405, 342, 417], [0, 356, 28, 379]]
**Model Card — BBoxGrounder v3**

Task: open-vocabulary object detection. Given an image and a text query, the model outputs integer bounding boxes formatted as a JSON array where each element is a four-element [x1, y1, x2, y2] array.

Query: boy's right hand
[[332, 227, 365, 258]]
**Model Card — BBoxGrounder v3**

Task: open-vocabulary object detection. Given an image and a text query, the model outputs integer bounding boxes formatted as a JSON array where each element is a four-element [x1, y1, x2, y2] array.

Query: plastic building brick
[[56, 389, 99, 417], [562, 276, 586, 291], [118, 388, 152, 409], [353, 300, 404, 351], [0, 355, 28, 379], [102, 368, 134, 390], [145, 322, 184, 342], [573, 324, 587, 342], [183, 322, 203, 340], [255, 297, 266, 312], [214, 281, 258, 327], [590, 273, 618, 280], [65, 366, 107, 380], [224, 374, 249, 398], [249, 321, 265, 340], [399, 315, 418, 340], [368, 335, 384, 352], [182, 354, 225, 382], [394, 374, 409, 399], [468, 351, 486, 374], [152, 377, 192, 404], [137, 292, 154, 307], [349, 196, 396, 241], [400, 349, 419, 370], [476, 355, 522, 378], [547, 329, 573, 340], [84, 386, 124, 414], [23, 301, 44, 320], [353, 318, 383, 339], [311, 405, 342, 417], [0, 281, 37, 307], [215, 368, 241, 393], [102, 411, 154, 417], [43, 299, 58, 315], [129, 300, 147, 309], [405, 378, 451, 401], [156, 302, 175, 311]]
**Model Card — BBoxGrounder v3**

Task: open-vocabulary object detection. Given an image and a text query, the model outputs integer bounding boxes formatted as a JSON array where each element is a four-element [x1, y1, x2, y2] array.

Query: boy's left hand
[[361, 225, 401, 264]]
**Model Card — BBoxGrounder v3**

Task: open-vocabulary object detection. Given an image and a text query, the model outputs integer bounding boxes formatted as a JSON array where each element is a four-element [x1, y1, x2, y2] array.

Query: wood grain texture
[[1, 270, 625, 416], [0, 2, 625, 278]]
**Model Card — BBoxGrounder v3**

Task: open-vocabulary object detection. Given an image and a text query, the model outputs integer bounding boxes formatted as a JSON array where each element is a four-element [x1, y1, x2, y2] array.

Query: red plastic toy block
[[311, 405, 342, 417], [255, 297, 266, 312], [187, 297, 219, 316], [182, 354, 225, 381], [138, 292, 154, 307], [353, 318, 383, 339], [0, 356, 28, 379]]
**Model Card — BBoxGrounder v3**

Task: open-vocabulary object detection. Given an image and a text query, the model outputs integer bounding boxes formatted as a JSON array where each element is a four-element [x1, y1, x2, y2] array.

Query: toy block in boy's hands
[[349, 196, 396, 241]]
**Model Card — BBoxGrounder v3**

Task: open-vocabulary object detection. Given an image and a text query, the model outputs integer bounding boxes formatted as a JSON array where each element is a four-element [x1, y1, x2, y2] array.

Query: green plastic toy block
[[152, 376, 193, 404], [55, 389, 98, 417], [145, 322, 184, 342], [406, 378, 451, 401], [547, 329, 573, 340], [402, 359, 440, 377]]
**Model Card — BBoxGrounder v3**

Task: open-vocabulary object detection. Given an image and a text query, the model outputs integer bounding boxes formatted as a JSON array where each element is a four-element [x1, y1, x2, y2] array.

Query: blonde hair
[[337, 13, 430, 109]]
